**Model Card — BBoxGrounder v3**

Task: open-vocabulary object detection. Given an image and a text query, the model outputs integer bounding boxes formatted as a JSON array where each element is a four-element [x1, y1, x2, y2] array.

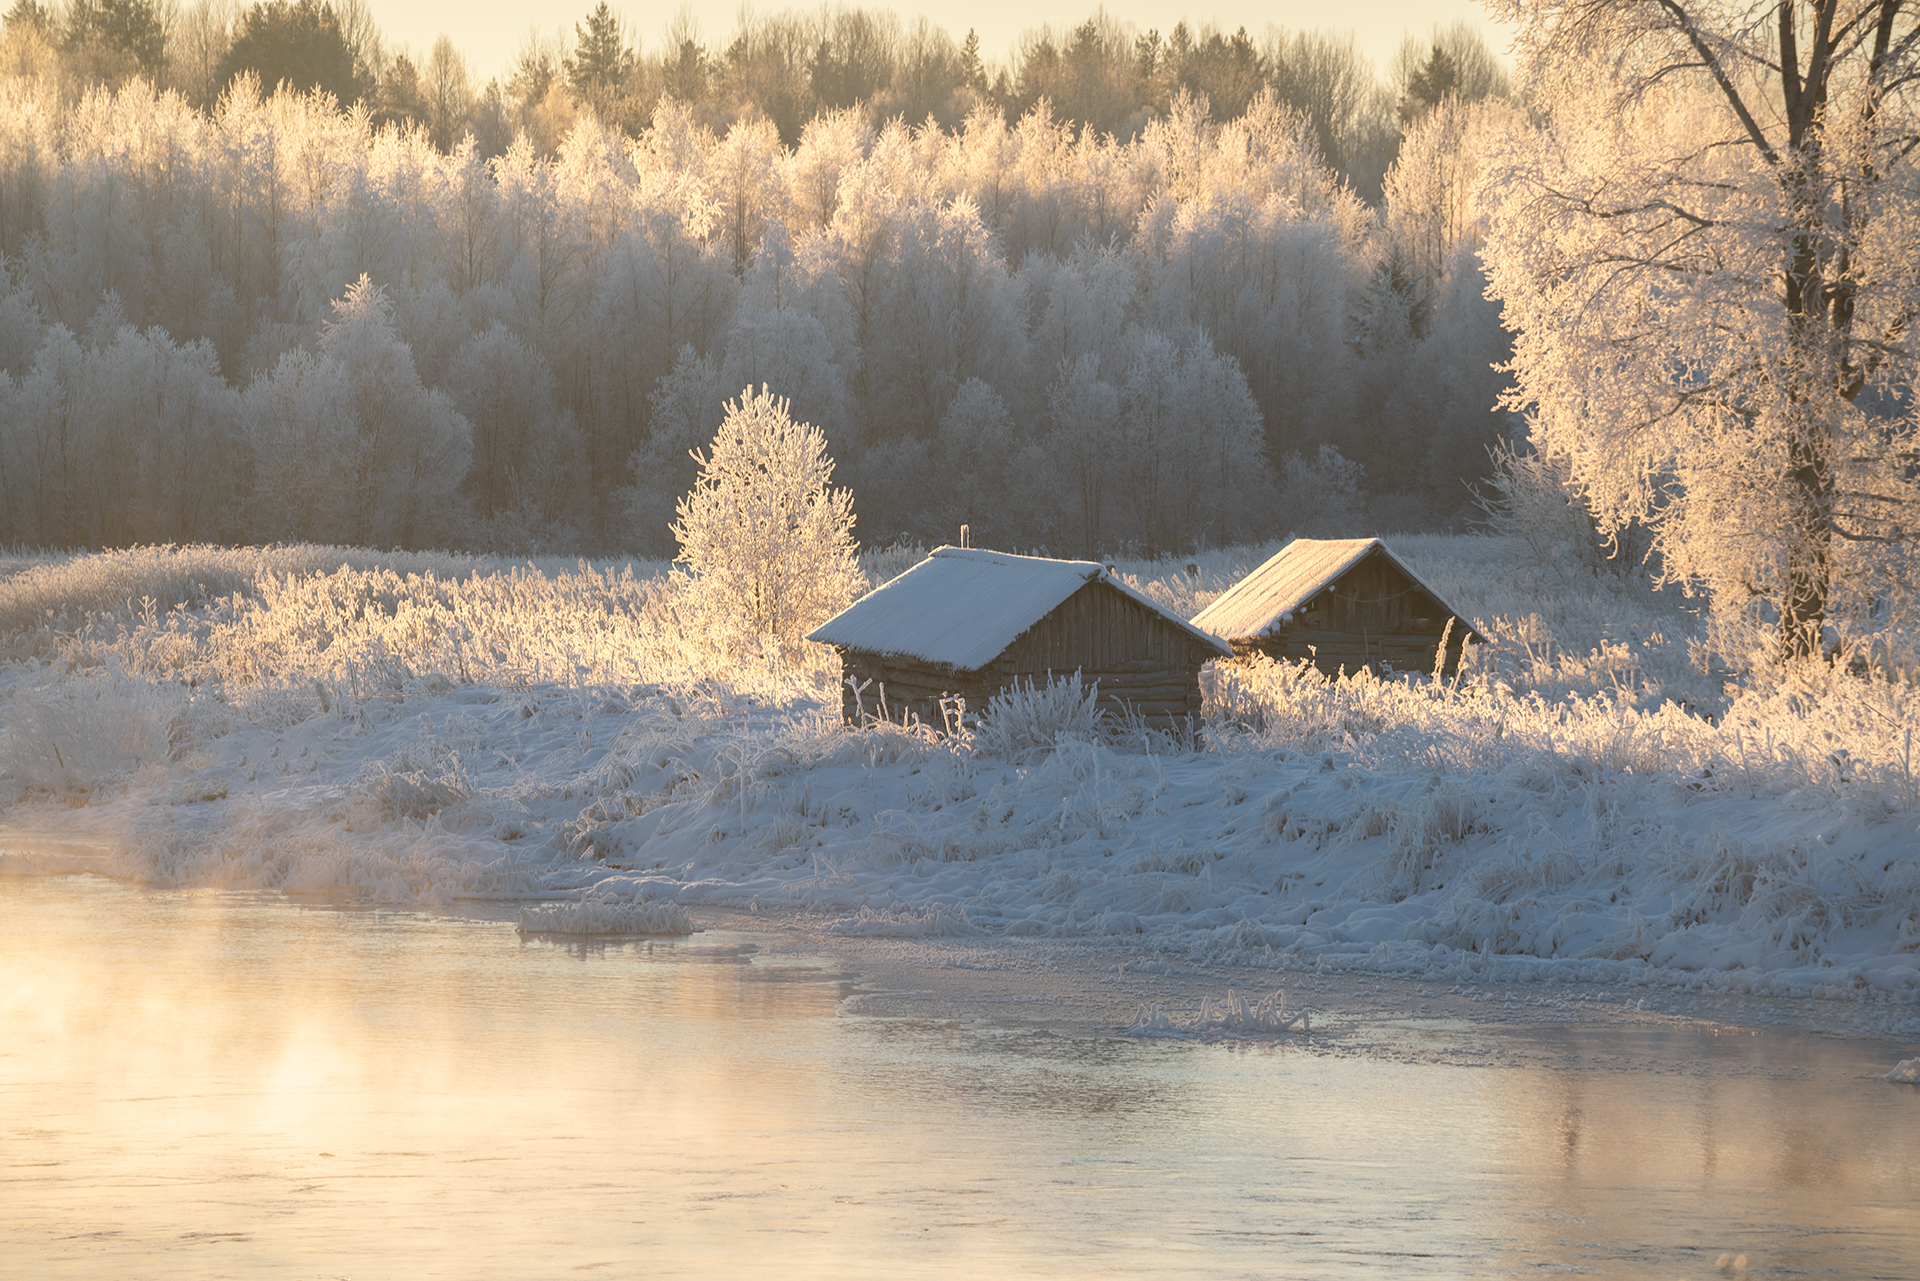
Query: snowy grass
[[0, 544, 677, 663], [517, 894, 696, 936], [4, 535, 1918, 1004]]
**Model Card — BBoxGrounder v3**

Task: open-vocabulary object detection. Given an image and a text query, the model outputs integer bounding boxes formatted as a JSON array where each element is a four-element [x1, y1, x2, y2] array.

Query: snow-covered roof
[[1190, 538, 1475, 640], [808, 546, 1230, 671]]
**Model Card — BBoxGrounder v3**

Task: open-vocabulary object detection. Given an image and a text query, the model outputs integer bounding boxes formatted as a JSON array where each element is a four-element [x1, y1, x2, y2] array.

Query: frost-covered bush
[[349, 758, 478, 822], [1472, 439, 1656, 587], [0, 668, 196, 802], [1276, 444, 1369, 538], [1, 547, 839, 719], [972, 673, 1104, 760], [517, 895, 695, 936], [857, 538, 927, 588], [671, 387, 863, 658]]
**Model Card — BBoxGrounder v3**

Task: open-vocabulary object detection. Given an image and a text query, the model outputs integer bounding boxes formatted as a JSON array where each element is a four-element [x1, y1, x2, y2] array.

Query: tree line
[[1, 1, 1508, 200], [0, 48, 1516, 560]]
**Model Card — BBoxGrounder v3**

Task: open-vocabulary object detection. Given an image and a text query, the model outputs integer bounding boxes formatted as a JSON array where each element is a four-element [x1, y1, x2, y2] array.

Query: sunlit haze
[[373, 0, 1514, 85]]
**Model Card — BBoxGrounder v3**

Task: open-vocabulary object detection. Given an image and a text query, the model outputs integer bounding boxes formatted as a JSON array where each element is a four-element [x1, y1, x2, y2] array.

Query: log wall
[[1234, 626, 1472, 679], [1234, 550, 1475, 678], [836, 580, 1224, 727]]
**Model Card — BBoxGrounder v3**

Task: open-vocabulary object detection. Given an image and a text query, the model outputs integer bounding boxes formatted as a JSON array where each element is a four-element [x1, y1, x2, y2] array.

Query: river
[[4, 873, 1917, 1278]]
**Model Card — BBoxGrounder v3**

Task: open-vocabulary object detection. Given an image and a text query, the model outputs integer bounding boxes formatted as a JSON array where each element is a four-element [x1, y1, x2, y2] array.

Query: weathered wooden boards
[[813, 549, 1231, 729], [1192, 538, 1482, 680], [838, 579, 1222, 727]]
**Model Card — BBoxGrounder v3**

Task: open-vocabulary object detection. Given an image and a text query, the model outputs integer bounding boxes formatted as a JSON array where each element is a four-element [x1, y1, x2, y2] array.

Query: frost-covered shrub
[[1128, 990, 1306, 1036], [857, 538, 928, 589], [349, 758, 477, 822], [517, 895, 694, 936], [972, 673, 1103, 760], [823, 902, 978, 936], [1473, 439, 1656, 587], [0, 544, 508, 652], [0, 670, 193, 801], [1276, 445, 1368, 537]]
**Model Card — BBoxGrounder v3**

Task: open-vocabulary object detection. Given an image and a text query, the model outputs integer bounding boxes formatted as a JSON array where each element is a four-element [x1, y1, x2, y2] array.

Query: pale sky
[[370, 0, 1514, 90]]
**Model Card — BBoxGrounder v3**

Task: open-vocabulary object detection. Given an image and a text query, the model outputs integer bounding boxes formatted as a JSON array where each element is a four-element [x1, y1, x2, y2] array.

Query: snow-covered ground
[[3, 538, 1918, 1008]]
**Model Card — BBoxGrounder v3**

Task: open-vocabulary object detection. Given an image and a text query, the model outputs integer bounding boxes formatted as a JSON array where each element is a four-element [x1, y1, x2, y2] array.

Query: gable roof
[[808, 546, 1230, 671], [1190, 538, 1478, 640]]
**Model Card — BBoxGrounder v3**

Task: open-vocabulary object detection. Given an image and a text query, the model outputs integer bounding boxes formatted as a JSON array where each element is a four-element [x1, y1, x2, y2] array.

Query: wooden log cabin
[[1190, 538, 1481, 679], [807, 547, 1233, 727]]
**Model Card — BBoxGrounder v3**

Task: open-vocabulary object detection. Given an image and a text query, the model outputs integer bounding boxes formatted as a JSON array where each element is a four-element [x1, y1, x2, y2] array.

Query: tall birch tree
[[1483, 0, 1920, 662]]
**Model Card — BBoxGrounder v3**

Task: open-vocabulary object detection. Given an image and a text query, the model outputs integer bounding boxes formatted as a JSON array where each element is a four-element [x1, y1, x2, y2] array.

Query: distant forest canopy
[[0, 0, 1519, 558], [1, 1, 1513, 197]]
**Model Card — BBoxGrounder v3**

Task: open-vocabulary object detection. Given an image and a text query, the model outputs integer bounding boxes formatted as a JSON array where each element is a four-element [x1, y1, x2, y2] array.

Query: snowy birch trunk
[[1483, 0, 1920, 665]]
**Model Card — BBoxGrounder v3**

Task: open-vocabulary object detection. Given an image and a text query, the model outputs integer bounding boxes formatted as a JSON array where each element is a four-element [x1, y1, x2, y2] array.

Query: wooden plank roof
[[1189, 537, 1478, 641], [808, 547, 1231, 671]]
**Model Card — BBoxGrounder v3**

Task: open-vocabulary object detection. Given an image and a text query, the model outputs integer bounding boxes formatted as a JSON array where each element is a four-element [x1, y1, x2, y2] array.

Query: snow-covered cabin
[[807, 547, 1233, 726], [1191, 538, 1481, 678]]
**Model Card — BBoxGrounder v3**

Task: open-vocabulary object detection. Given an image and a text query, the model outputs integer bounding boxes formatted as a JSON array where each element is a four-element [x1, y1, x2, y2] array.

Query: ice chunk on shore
[[517, 895, 695, 936]]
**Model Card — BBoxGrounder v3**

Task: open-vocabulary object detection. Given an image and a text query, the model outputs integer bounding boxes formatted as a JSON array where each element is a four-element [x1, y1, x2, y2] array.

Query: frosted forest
[[4, 0, 1920, 1006], [0, 1, 1514, 554]]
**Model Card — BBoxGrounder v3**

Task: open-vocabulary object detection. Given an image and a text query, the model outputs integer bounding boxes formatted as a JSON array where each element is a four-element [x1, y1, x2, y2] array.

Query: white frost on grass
[[517, 894, 695, 937], [1128, 989, 1308, 1037], [824, 902, 979, 937], [4, 539, 1920, 1008]]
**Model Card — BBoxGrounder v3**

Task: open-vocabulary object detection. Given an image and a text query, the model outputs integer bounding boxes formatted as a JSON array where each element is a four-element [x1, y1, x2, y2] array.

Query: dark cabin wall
[[836, 581, 1221, 727], [1234, 548, 1474, 678]]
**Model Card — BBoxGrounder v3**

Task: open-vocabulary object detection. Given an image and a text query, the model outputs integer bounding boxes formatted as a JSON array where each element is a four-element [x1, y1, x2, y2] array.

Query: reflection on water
[[3, 875, 1917, 1279]]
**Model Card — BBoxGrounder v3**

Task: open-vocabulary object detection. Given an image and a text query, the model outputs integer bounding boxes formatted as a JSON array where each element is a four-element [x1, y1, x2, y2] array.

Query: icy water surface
[[4, 875, 1918, 1279]]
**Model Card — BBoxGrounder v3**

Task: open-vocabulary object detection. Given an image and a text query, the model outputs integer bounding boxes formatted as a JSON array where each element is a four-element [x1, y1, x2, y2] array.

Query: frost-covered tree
[[927, 375, 1013, 541], [719, 305, 850, 444], [0, 293, 241, 545], [625, 343, 722, 556], [1357, 95, 1520, 511], [319, 274, 470, 544], [0, 56, 1468, 553], [238, 345, 355, 539], [671, 386, 861, 654], [1277, 443, 1368, 537], [447, 322, 579, 526], [1483, 0, 1920, 661], [1044, 352, 1122, 557], [245, 275, 471, 545]]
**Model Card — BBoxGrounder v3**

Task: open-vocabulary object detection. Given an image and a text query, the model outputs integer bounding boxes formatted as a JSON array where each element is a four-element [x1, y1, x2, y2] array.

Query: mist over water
[[5, 874, 1917, 1278]]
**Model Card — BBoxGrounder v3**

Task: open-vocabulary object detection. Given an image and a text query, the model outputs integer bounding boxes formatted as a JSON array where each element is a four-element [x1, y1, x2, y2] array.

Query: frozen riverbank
[[4, 540, 1919, 1003], [5, 660, 1919, 1009]]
